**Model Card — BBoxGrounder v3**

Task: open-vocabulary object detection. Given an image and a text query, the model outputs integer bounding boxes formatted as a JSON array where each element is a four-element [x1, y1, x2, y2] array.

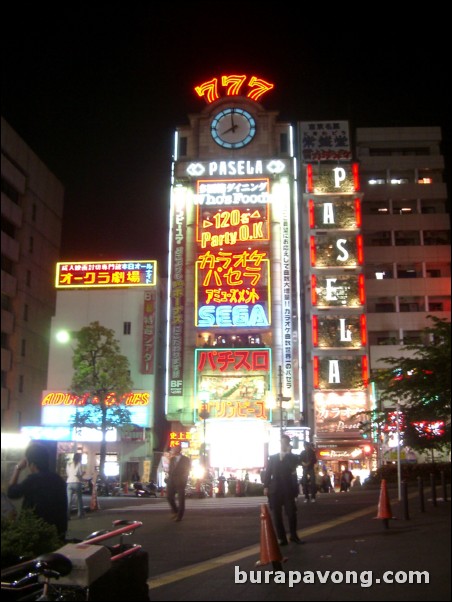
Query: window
[[1, 217, 15, 237], [21, 339, 26, 357], [18, 375, 24, 393], [394, 231, 420, 246], [280, 133, 288, 154], [26, 270, 31, 287], [179, 136, 187, 157], [123, 322, 131, 335], [29, 237, 34, 253], [1, 177, 19, 204], [423, 230, 451, 245], [32, 204, 37, 222], [23, 304, 29, 321]]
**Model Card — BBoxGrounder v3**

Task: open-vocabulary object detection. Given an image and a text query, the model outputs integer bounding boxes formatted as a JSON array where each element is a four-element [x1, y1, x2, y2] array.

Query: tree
[[373, 316, 451, 453], [70, 322, 133, 478]]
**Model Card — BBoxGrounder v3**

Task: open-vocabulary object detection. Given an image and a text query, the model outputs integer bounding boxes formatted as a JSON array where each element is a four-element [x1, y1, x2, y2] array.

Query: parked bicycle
[[1, 520, 146, 601]]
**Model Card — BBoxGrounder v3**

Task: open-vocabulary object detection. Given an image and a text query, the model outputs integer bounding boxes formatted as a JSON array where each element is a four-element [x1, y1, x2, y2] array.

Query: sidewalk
[[149, 492, 451, 601]]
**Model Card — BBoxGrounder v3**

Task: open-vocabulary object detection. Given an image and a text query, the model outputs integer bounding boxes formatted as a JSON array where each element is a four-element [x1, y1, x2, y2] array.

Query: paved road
[[66, 485, 450, 601]]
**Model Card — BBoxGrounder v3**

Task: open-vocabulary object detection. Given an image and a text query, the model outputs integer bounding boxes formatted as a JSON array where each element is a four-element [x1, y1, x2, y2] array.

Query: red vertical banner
[[141, 291, 155, 374]]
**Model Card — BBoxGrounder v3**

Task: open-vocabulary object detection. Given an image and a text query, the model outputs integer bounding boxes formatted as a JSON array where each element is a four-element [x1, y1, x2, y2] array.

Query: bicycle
[[1, 520, 145, 601]]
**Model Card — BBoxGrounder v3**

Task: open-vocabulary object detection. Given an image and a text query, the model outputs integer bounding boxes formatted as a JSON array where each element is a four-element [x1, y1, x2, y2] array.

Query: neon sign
[[56, 260, 156, 288], [195, 250, 271, 327], [194, 178, 270, 207], [41, 391, 150, 406], [195, 75, 274, 103], [195, 349, 271, 420]]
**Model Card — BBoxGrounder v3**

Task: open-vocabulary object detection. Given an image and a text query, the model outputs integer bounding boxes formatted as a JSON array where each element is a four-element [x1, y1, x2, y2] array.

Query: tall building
[[1, 117, 64, 431], [357, 126, 450, 462], [166, 75, 305, 475], [357, 126, 450, 364]]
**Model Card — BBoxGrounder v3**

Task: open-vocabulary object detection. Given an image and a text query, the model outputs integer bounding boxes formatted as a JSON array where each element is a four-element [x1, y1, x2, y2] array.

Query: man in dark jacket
[[263, 434, 302, 545], [166, 444, 191, 522], [7, 442, 68, 540], [300, 441, 318, 502]]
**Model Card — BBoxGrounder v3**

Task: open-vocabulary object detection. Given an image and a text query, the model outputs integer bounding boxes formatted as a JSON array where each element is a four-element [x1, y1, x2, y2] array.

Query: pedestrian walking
[[66, 452, 86, 519], [263, 434, 303, 545], [166, 444, 191, 522], [300, 441, 318, 502], [340, 466, 354, 492]]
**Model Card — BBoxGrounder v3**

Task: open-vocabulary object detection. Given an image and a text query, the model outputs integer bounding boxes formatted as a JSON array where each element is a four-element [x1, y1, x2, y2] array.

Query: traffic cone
[[374, 478, 393, 528], [90, 484, 100, 511], [255, 504, 287, 569]]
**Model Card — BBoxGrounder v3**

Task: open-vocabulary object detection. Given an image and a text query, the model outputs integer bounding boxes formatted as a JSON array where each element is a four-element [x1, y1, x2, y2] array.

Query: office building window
[[19, 375, 24, 393], [21, 339, 26, 357], [123, 322, 131, 335]]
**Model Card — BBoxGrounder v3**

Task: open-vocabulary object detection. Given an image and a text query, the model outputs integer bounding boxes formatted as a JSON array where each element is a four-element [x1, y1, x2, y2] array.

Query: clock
[[211, 108, 256, 149]]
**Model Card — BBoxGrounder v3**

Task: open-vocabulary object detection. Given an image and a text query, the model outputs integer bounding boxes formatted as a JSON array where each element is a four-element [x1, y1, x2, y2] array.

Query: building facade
[[1, 117, 64, 431], [40, 260, 165, 482], [165, 76, 305, 478]]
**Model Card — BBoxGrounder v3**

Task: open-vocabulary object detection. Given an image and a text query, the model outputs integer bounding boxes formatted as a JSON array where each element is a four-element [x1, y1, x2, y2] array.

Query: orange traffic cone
[[255, 504, 287, 569], [90, 484, 100, 511], [374, 478, 393, 528]]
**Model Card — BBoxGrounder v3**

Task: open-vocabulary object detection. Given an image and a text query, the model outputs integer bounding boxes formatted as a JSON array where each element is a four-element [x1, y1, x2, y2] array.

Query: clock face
[[211, 108, 256, 149]]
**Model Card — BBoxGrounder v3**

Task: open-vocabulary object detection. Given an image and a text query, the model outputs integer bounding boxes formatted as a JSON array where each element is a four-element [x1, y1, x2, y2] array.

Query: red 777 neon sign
[[195, 75, 274, 103]]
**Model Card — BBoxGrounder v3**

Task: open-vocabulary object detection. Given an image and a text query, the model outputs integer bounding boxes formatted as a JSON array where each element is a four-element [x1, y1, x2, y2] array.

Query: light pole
[[396, 402, 402, 501]]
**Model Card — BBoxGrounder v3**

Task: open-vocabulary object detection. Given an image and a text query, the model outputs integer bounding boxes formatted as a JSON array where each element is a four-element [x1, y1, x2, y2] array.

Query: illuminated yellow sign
[[56, 260, 157, 288]]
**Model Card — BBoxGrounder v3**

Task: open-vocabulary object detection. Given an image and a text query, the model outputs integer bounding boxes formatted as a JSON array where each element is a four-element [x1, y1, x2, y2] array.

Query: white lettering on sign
[[325, 278, 338, 300], [208, 160, 263, 176], [323, 203, 335, 224], [336, 239, 349, 262], [333, 167, 346, 188], [194, 192, 269, 206], [198, 304, 269, 327], [328, 360, 341, 383], [339, 318, 352, 342]]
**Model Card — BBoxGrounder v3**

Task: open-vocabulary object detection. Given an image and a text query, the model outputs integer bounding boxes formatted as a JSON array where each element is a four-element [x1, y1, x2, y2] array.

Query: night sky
[[2, 8, 450, 274]]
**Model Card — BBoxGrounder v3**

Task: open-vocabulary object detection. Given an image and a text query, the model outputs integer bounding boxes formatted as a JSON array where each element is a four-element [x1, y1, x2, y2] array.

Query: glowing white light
[[56, 330, 71, 344]]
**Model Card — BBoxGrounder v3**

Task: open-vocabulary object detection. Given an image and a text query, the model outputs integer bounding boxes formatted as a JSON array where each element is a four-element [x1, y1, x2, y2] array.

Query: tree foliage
[[373, 316, 451, 452], [70, 321, 133, 477]]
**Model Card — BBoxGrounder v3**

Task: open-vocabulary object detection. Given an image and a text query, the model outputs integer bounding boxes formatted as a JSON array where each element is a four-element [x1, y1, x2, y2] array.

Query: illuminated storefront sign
[[195, 348, 271, 420], [313, 356, 368, 389], [185, 159, 287, 178], [56, 260, 156, 288], [311, 234, 363, 267], [314, 390, 367, 438], [142, 291, 155, 374], [279, 182, 293, 394], [40, 390, 151, 428], [311, 274, 365, 307], [309, 198, 361, 229], [306, 163, 359, 195], [195, 74, 274, 103], [312, 315, 367, 348], [21, 425, 118, 442], [195, 250, 270, 327], [195, 178, 270, 208], [300, 121, 351, 163]]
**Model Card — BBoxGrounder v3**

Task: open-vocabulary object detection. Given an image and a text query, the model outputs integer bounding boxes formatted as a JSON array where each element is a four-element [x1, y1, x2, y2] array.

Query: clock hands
[[221, 124, 239, 135], [221, 109, 238, 135]]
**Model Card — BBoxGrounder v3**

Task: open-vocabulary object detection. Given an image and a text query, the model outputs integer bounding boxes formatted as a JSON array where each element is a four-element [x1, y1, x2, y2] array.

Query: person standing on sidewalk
[[300, 441, 318, 502], [7, 442, 68, 541], [263, 434, 303, 545], [166, 444, 191, 522], [66, 452, 85, 519]]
